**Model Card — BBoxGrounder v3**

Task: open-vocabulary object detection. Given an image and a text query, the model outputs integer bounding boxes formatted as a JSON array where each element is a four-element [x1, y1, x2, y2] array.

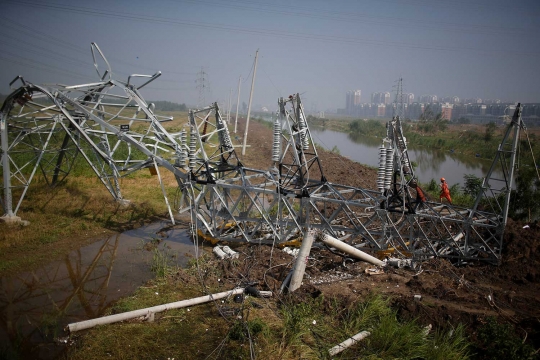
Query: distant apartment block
[[345, 90, 362, 115], [419, 94, 438, 103], [371, 92, 391, 105]]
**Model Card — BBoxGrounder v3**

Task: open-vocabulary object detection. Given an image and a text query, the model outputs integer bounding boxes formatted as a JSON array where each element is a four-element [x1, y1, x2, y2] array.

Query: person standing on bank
[[439, 177, 452, 204]]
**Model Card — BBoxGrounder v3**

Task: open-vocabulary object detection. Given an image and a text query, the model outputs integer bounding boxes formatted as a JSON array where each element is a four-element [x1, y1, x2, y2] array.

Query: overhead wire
[[175, 0, 532, 36], [0, 15, 198, 79], [3, 0, 538, 57]]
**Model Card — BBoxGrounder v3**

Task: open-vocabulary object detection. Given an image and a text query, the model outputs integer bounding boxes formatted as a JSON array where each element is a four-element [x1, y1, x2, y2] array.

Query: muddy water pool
[[0, 221, 196, 359]]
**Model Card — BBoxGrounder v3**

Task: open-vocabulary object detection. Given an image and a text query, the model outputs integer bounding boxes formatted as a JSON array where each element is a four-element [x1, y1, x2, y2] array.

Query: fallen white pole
[[329, 330, 371, 356], [67, 288, 245, 333], [289, 230, 315, 292], [320, 234, 385, 266]]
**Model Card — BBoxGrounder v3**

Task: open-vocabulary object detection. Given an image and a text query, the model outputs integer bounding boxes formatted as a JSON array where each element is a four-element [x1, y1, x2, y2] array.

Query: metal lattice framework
[[1, 43, 523, 264]]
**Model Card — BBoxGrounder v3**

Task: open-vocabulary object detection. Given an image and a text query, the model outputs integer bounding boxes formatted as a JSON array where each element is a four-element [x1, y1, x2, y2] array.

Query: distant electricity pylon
[[392, 77, 405, 119], [195, 67, 209, 109]]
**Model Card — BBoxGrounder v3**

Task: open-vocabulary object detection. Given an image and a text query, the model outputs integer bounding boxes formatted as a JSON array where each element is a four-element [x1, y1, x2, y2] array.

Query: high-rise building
[[346, 91, 353, 114], [371, 92, 391, 105], [419, 95, 438, 103], [405, 93, 415, 104], [353, 90, 361, 105], [441, 103, 453, 120], [345, 90, 362, 115]]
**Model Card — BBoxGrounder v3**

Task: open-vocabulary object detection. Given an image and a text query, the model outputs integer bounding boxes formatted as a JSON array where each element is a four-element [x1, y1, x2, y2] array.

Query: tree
[[463, 174, 483, 197], [509, 166, 540, 221], [484, 122, 497, 142]]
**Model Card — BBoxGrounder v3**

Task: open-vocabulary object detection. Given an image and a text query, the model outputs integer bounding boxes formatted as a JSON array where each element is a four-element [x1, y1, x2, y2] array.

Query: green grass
[[70, 270, 472, 360]]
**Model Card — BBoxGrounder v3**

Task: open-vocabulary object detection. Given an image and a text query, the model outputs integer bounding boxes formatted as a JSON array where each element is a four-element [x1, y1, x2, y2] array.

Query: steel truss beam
[[1, 43, 188, 223]]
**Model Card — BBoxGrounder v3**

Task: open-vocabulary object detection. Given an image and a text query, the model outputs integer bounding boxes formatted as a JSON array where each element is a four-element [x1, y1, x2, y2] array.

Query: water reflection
[[311, 128, 501, 186], [0, 223, 195, 359]]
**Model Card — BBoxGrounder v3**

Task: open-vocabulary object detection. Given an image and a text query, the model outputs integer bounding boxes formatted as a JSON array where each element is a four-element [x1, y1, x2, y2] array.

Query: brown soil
[[210, 119, 540, 355]]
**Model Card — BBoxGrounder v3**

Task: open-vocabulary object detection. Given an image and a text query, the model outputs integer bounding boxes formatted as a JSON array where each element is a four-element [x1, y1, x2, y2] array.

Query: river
[[309, 127, 500, 188]]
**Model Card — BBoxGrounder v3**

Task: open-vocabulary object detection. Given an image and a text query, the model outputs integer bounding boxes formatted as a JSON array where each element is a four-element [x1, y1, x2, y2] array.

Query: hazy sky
[[1, 0, 539, 112]]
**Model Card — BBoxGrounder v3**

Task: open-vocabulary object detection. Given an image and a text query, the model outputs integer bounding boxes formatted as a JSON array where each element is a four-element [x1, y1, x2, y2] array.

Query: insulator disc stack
[[217, 115, 234, 152], [176, 129, 187, 165], [384, 148, 395, 190], [297, 113, 310, 150], [398, 136, 411, 174], [272, 118, 282, 162], [377, 145, 387, 193], [188, 125, 197, 171]]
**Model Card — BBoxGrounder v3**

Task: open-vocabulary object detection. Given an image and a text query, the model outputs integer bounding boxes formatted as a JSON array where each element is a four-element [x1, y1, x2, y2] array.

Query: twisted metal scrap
[[1, 43, 520, 264]]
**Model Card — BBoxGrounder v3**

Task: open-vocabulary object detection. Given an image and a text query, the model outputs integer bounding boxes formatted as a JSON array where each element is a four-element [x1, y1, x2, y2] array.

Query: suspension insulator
[[398, 136, 411, 174], [384, 148, 395, 190], [377, 145, 387, 193], [216, 114, 234, 152], [272, 118, 282, 162], [297, 113, 310, 150], [188, 125, 197, 171], [176, 129, 187, 165]]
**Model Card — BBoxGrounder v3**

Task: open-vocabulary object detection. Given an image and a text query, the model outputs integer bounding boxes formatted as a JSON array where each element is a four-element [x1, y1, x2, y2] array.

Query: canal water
[[309, 127, 501, 187], [0, 222, 197, 359]]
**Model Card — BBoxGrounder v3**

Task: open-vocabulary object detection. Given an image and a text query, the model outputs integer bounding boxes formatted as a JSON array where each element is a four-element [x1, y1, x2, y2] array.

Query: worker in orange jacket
[[439, 177, 452, 204], [410, 180, 426, 211]]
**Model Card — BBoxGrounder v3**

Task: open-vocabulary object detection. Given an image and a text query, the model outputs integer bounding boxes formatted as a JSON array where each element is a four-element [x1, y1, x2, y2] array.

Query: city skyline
[[0, 0, 539, 113]]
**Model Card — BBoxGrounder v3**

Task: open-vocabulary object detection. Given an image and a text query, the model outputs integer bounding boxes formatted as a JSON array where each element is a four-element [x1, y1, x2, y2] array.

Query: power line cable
[[0, 15, 199, 77], [4, 0, 538, 56], [174, 0, 532, 36]]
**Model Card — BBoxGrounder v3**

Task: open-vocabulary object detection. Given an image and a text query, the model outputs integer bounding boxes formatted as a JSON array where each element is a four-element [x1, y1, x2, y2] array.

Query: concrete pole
[[68, 288, 245, 332], [234, 76, 241, 133], [321, 234, 385, 266], [242, 49, 258, 156], [227, 88, 232, 124], [288, 230, 315, 292]]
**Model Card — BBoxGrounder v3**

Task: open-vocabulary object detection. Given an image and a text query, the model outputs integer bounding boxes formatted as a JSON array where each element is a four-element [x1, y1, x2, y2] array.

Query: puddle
[[0, 222, 199, 359]]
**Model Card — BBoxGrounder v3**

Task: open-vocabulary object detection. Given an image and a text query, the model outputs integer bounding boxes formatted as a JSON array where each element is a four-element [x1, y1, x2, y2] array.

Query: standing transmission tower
[[195, 67, 209, 108], [393, 77, 405, 119]]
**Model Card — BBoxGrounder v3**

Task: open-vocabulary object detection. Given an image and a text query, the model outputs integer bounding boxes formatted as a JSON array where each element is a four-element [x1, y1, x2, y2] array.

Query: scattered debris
[[213, 246, 228, 260], [222, 246, 239, 259], [365, 268, 385, 276], [282, 247, 299, 257], [386, 257, 415, 269], [422, 324, 432, 338], [328, 330, 371, 356], [213, 245, 238, 260]]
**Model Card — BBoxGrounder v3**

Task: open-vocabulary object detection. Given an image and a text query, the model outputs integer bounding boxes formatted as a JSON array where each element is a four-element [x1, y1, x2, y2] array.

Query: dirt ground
[[212, 119, 540, 355]]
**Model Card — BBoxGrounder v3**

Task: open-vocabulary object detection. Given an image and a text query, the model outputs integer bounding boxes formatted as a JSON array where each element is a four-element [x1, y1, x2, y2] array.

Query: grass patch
[[69, 270, 471, 360]]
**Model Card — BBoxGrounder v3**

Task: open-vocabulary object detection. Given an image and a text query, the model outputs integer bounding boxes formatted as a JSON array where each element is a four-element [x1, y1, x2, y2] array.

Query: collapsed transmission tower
[[0, 43, 522, 264]]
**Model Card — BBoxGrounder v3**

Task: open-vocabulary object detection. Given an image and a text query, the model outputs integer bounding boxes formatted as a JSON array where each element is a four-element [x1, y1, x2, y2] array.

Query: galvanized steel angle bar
[[57, 92, 186, 180], [12, 123, 58, 214]]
